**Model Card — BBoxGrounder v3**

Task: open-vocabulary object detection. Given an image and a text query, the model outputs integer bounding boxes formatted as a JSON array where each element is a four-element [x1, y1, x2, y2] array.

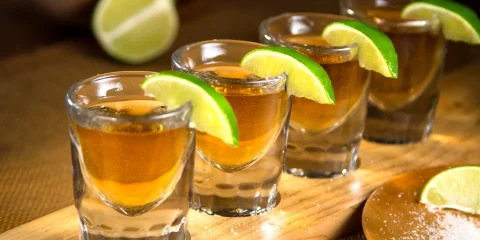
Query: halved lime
[[240, 46, 335, 104], [92, 0, 179, 64], [322, 20, 398, 78], [141, 71, 239, 146], [402, 0, 480, 44], [420, 166, 480, 215]]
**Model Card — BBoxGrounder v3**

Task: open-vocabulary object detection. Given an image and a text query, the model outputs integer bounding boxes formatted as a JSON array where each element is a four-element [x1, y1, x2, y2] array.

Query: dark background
[[0, 0, 479, 63]]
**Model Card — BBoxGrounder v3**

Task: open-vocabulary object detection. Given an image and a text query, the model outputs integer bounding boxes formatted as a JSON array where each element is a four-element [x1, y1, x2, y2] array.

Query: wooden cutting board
[[1, 61, 479, 239]]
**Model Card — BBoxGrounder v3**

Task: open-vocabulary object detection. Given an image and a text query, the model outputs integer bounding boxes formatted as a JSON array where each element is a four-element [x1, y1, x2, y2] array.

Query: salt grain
[[437, 212, 480, 240], [409, 209, 480, 240]]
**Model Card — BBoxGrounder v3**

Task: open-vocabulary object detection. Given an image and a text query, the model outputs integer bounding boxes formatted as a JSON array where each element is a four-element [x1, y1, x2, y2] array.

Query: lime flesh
[[141, 71, 239, 146], [322, 20, 398, 78], [93, 0, 179, 64], [402, 0, 480, 44], [240, 46, 335, 104], [420, 166, 480, 215]]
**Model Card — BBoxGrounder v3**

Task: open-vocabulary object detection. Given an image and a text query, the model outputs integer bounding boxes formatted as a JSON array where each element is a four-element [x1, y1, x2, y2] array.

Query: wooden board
[[362, 167, 480, 240], [1, 61, 479, 240], [0, 0, 343, 232]]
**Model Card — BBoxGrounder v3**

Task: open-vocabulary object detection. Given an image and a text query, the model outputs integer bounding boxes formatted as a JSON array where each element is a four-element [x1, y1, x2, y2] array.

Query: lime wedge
[[402, 0, 480, 44], [321, 20, 398, 78], [92, 0, 179, 64], [141, 71, 239, 146], [420, 166, 480, 215], [240, 46, 335, 104]]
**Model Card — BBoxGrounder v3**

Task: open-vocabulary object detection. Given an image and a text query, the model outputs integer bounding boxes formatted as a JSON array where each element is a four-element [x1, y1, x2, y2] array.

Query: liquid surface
[[367, 8, 405, 22], [195, 63, 289, 170], [282, 34, 331, 47], [281, 34, 369, 132], [73, 100, 190, 208], [366, 8, 446, 111]]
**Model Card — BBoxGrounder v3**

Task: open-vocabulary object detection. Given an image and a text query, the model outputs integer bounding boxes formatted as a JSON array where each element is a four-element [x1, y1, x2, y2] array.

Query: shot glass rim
[[171, 39, 288, 88], [339, 0, 441, 30], [66, 71, 193, 123], [260, 12, 359, 54]]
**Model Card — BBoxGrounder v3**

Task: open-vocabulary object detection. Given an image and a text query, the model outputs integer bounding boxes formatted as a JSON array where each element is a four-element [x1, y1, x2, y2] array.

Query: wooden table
[[0, 0, 480, 239], [1, 58, 479, 239], [0, 0, 342, 233]]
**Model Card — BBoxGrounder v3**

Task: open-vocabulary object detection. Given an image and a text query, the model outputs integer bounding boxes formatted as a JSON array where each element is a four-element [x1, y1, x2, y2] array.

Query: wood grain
[[0, 0, 342, 231], [2, 0, 480, 233], [363, 167, 480, 240], [1, 61, 479, 240]]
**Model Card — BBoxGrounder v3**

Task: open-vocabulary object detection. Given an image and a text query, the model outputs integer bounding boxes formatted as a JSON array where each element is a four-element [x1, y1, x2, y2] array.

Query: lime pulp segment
[[322, 20, 398, 78], [141, 71, 239, 146], [420, 166, 480, 215], [240, 46, 335, 104], [93, 0, 179, 64], [402, 0, 480, 44]]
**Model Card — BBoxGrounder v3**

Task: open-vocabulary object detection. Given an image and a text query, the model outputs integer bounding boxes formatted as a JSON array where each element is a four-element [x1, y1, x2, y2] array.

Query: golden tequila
[[282, 34, 369, 132], [367, 9, 446, 110], [272, 30, 369, 178], [362, 8, 447, 143], [67, 72, 194, 239], [73, 99, 189, 208], [173, 40, 289, 216], [195, 63, 289, 170]]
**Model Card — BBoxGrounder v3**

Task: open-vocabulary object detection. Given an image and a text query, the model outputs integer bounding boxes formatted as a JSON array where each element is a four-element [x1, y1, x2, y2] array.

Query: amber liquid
[[73, 100, 190, 208], [363, 8, 446, 143], [281, 34, 369, 132], [194, 63, 289, 170], [367, 9, 446, 110]]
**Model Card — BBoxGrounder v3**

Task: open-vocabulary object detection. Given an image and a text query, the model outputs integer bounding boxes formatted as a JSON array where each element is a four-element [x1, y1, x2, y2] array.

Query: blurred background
[[0, 0, 478, 68]]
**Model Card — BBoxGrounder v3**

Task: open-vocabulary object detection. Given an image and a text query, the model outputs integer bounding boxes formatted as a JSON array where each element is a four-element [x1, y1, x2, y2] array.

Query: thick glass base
[[78, 199, 190, 240], [285, 141, 360, 178], [191, 194, 278, 217], [286, 94, 366, 179], [192, 155, 282, 217], [364, 94, 438, 144], [363, 129, 431, 144], [80, 225, 190, 240], [81, 233, 190, 240]]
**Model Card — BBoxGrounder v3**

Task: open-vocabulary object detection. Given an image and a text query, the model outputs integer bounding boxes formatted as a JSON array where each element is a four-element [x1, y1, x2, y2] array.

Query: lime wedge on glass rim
[[321, 20, 398, 78], [93, 0, 179, 64], [240, 46, 335, 104], [420, 166, 480, 215], [141, 71, 239, 146], [402, 0, 480, 44]]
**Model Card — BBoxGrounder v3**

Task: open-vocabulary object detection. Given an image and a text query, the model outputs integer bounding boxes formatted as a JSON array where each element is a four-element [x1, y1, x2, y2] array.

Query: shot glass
[[341, 0, 447, 144], [67, 72, 194, 239], [260, 13, 370, 178], [172, 40, 291, 216]]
